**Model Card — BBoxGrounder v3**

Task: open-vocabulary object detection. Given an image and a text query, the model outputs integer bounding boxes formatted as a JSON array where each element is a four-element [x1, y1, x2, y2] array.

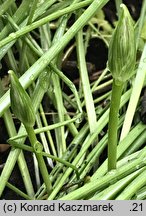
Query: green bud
[[9, 70, 35, 127], [108, 4, 136, 84]]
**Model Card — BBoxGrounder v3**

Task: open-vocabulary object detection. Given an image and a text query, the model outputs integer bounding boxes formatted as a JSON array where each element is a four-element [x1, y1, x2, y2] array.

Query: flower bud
[[9, 70, 35, 127], [108, 4, 136, 85]]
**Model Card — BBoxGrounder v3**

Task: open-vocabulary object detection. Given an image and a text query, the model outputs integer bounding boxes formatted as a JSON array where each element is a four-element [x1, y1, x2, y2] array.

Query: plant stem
[[92, 122, 146, 179], [6, 182, 33, 200], [116, 168, 146, 200], [90, 168, 145, 200], [108, 79, 123, 171], [25, 125, 52, 194], [48, 89, 131, 200], [120, 44, 146, 140], [76, 23, 96, 134]]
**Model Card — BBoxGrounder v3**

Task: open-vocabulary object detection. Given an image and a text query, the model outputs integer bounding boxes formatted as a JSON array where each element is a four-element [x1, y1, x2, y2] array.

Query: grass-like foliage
[[0, 0, 146, 200]]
